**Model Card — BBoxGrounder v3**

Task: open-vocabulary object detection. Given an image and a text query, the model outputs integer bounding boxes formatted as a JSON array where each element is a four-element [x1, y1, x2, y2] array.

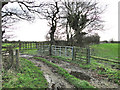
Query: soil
[[20, 54, 119, 88], [20, 54, 74, 89]]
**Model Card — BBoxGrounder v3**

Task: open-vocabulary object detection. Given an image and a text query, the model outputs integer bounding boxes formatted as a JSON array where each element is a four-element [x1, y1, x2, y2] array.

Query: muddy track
[[20, 54, 119, 88], [40, 56, 119, 88], [20, 54, 74, 89]]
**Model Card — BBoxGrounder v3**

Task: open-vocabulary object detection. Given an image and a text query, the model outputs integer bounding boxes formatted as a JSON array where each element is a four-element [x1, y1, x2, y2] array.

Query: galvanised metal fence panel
[[37, 45, 74, 59], [37, 45, 90, 63], [51, 45, 74, 59], [38, 45, 50, 56]]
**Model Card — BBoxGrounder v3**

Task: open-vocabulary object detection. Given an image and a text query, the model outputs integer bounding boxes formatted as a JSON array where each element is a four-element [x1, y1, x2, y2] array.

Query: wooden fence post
[[86, 47, 90, 64], [19, 40, 21, 50], [15, 49, 19, 71], [22, 42, 24, 49], [72, 47, 75, 60], [9, 47, 14, 68], [35, 42, 36, 49], [26, 42, 27, 49], [40, 45, 41, 53], [29, 42, 30, 49], [30, 42, 32, 49], [42, 45, 44, 54]]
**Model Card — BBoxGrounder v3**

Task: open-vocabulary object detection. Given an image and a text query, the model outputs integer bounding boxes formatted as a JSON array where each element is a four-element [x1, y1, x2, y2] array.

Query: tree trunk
[[75, 29, 83, 47], [49, 29, 55, 56], [66, 22, 69, 42], [0, 2, 2, 88]]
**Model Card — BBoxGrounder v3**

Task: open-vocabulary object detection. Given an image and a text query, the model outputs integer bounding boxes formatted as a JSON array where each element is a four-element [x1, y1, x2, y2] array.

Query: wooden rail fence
[[2, 41, 119, 65], [2, 46, 19, 70], [91, 55, 119, 64]]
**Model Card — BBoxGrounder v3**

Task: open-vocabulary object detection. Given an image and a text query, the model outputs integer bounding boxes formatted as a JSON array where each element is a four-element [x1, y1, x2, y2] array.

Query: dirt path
[[56, 61, 118, 88], [20, 54, 119, 88], [41, 56, 119, 88], [20, 54, 74, 89]]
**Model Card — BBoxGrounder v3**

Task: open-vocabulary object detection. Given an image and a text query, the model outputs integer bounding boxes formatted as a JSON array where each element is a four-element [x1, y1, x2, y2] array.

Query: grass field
[[91, 43, 119, 60]]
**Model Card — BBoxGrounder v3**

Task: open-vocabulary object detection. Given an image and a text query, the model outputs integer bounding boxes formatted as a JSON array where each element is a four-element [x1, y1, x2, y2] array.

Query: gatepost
[[86, 47, 91, 64]]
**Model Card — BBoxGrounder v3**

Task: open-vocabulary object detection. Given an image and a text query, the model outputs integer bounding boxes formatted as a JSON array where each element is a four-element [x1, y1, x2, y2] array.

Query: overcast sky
[[6, 0, 120, 41]]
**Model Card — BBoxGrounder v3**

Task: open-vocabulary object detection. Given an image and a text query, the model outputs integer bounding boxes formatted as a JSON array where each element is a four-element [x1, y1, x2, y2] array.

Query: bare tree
[[61, 0, 105, 46], [41, 1, 60, 45], [1, 0, 43, 39], [0, 1, 43, 83], [45, 28, 66, 41], [40, 1, 61, 55]]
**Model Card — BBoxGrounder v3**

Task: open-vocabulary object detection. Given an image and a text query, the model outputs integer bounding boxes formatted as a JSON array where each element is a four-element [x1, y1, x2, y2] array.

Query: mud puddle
[[70, 71, 91, 81]]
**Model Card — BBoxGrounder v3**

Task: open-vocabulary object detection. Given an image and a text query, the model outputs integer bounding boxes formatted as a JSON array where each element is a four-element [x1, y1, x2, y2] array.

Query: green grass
[[2, 58, 48, 88], [91, 43, 119, 60], [2, 42, 120, 86], [2, 43, 11, 47], [34, 57, 95, 89], [2, 43, 119, 61], [2, 43, 19, 51], [52, 56, 91, 69], [20, 49, 38, 55], [2, 42, 37, 50], [51, 56, 120, 85]]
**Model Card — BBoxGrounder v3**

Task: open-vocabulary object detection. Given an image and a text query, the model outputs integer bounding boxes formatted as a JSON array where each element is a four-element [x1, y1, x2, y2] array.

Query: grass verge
[[2, 58, 48, 88], [34, 57, 95, 89]]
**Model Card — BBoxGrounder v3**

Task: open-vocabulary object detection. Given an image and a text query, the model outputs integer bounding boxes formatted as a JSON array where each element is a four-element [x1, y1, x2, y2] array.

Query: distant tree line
[[101, 40, 120, 43]]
